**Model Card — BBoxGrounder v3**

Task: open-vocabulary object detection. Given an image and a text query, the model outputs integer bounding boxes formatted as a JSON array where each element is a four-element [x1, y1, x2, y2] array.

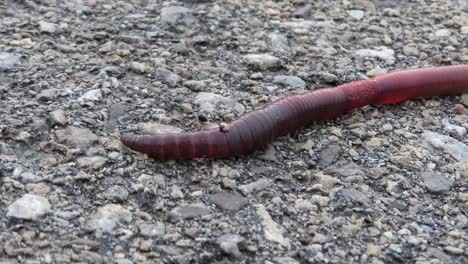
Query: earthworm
[[121, 65, 468, 160]]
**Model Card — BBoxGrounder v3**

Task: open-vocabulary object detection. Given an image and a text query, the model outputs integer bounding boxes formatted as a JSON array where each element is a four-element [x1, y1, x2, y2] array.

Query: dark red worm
[[121, 65, 468, 160]]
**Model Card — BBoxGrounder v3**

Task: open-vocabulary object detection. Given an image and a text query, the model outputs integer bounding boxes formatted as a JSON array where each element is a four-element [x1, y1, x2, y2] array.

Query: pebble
[[312, 173, 341, 192], [38, 21, 58, 33], [347, 10, 365, 20], [339, 188, 371, 206], [272, 257, 300, 264], [420, 172, 454, 193], [55, 126, 99, 149], [36, 88, 57, 101], [17, 172, 43, 184], [461, 26, 468, 35], [216, 234, 244, 258], [318, 144, 341, 167], [0, 52, 20, 70], [168, 203, 210, 220], [443, 120, 467, 136], [434, 29, 451, 38], [243, 54, 282, 70], [193, 92, 245, 115], [256, 204, 289, 248], [356, 46, 395, 62], [129, 62, 147, 74], [7, 194, 52, 221], [269, 33, 291, 54], [293, 4, 313, 18], [136, 122, 182, 135], [330, 162, 364, 178], [86, 204, 132, 234], [77, 156, 108, 170], [49, 109, 68, 126], [366, 244, 381, 257], [444, 246, 463, 255], [78, 89, 102, 103], [138, 222, 165, 238], [462, 94, 468, 106], [153, 67, 181, 87], [160, 6, 196, 28], [423, 130, 468, 161], [238, 178, 273, 195], [273, 75, 306, 88], [103, 185, 129, 203], [211, 191, 248, 211]]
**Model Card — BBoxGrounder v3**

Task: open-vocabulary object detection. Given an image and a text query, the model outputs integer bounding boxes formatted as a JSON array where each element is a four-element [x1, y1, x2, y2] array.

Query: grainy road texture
[[1, 0, 467, 263]]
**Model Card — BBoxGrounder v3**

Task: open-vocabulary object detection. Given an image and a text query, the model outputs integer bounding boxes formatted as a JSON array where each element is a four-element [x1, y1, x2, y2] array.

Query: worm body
[[121, 65, 468, 160]]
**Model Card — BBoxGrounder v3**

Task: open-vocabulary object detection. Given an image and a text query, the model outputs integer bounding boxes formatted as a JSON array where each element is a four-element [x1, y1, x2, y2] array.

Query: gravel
[[1, 0, 467, 263]]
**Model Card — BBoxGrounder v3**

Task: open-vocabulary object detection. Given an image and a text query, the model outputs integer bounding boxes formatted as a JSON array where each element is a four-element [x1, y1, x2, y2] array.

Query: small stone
[[194, 92, 245, 115], [312, 173, 341, 192], [356, 46, 395, 62], [211, 191, 248, 211], [50, 109, 68, 126], [160, 6, 196, 28], [347, 10, 365, 20], [420, 172, 454, 193], [443, 120, 467, 137], [169, 203, 210, 220], [273, 75, 306, 88], [366, 244, 381, 257], [55, 126, 99, 149], [256, 204, 289, 248], [294, 199, 315, 210], [444, 246, 463, 255], [461, 26, 468, 35], [423, 130, 468, 161], [293, 4, 313, 18], [318, 72, 338, 83], [18, 172, 43, 184], [103, 186, 129, 202], [7, 194, 52, 221], [402, 46, 420, 57], [366, 137, 382, 147], [0, 142, 6, 154], [36, 88, 57, 101], [77, 156, 107, 170], [434, 29, 451, 37], [427, 247, 452, 264], [75, 171, 93, 181], [340, 188, 371, 206], [170, 186, 184, 199], [238, 178, 273, 195], [382, 123, 393, 131], [136, 122, 182, 135], [138, 222, 165, 238], [269, 33, 291, 54], [130, 62, 147, 74], [0, 52, 21, 70], [78, 89, 102, 103], [153, 67, 181, 87], [366, 66, 387, 77], [38, 21, 58, 33], [244, 54, 282, 70], [250, 72, 264, 79], [86, 204, 132, 234], [462, 94, 468, 106], [184, 80, 206, 91], [216, 234, 244, 258], [318, 144, 341, 167], [272, 257, 300, 264]]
